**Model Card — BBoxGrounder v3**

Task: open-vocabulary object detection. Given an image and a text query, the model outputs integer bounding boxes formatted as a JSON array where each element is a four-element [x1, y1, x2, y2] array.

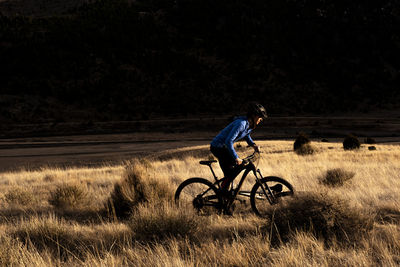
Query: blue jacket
[[211, 116, 255, 159]]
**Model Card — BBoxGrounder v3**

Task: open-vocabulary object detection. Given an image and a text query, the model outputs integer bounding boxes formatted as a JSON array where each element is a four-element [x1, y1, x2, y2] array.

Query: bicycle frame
[[206, 153, 278, 206]]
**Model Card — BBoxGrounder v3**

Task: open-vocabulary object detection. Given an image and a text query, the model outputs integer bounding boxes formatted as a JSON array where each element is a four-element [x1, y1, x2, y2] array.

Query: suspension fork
[[254, 169, 276, 204]]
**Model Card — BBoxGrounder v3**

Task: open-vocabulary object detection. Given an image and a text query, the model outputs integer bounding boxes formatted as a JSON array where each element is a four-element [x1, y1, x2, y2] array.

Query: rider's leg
[[210, 146, 242, 215], [210, 146, 241, 190], [220, 164, 244, 190]]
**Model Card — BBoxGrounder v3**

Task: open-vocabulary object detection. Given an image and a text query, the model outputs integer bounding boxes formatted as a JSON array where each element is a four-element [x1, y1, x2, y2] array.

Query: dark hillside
[[1, 0, 399, 123]]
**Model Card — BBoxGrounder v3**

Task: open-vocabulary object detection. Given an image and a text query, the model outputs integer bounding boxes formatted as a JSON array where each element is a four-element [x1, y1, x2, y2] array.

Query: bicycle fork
[[254, 169, 277, 205]]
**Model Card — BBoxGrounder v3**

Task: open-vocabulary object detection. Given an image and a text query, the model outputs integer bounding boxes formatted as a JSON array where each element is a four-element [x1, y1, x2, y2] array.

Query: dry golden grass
[[0, 140, 399, 266]]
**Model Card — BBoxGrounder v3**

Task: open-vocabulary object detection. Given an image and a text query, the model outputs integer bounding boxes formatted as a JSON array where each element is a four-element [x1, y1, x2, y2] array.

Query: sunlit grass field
[[0, 140, 399, 266]]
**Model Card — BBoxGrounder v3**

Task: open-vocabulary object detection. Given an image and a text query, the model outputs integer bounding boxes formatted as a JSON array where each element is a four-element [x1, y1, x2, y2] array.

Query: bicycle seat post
[[207, 165, 217, 181], [199, 160, 219, 182]]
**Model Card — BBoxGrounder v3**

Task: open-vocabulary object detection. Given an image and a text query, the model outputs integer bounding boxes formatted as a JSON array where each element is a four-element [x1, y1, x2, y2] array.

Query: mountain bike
[[174, 151, 295, 216]]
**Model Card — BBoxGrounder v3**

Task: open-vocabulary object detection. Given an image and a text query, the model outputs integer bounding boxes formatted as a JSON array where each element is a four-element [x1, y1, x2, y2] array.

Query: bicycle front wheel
[[250, 176, 294, 217], [175, 177, 222, 215]]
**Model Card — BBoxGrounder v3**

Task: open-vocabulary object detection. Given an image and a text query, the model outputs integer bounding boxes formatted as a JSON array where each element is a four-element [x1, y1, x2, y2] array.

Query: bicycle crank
[[192, 195, 205, 210]]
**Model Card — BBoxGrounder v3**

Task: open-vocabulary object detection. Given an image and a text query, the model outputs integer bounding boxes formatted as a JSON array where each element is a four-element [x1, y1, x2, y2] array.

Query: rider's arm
[[224, 120, 246, 160], [245, 134, 260, 152], [244, 134, 255, 147]]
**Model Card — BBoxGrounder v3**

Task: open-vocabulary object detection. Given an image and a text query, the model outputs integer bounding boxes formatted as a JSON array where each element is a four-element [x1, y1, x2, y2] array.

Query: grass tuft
[[319, 168, 355, 187], [4, 188, 36, 206], [128, 203, 203, 243], [295, 143, 316, 155], [375, 204, 400, 224], [106, 159, 174, 219], [265, 192, 374, 246], [49, 184, 91, 209], [43, 174, 56, 182]]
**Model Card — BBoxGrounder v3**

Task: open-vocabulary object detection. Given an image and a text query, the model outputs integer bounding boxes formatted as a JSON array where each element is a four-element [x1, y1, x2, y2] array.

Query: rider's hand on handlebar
[[235, 158, 243, 165]]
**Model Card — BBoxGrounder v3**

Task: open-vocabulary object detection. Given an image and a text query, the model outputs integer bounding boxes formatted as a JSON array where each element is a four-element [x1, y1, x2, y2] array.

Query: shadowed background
[[1, 0, 399, 126]]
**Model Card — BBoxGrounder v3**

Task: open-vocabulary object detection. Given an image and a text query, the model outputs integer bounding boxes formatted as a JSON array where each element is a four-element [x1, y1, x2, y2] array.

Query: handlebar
[[241, 151, 261, 165]]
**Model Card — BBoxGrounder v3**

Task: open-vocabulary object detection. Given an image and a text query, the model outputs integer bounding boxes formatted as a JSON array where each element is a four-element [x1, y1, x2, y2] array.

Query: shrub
[[4, 188, 35, 206], [293, 133, 315, 155], [264, 192, 373, 246], [319, 168, 355, 187], [128, 204, 203, 242], [106, 159, 174, 219], [293, 132, 310, 151], [49, 184, 90, 209], [294, 143, 316, 155], [343, 135, 360, 150]]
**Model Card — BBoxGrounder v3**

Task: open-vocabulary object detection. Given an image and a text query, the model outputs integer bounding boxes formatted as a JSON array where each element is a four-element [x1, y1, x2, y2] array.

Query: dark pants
[[210, 146, 244, 189]]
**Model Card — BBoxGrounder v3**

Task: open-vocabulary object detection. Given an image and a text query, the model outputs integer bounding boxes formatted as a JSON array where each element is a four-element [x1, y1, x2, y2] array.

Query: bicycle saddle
[[199, 160, 217, 166]]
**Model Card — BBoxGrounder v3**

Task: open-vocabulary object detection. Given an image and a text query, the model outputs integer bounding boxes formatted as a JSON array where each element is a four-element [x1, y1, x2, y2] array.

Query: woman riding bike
[[210, 102, 267, 196]]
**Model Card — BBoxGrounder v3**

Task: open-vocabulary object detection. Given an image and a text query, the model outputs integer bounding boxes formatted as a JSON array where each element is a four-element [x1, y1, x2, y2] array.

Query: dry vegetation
[[0, 140, 399, 266]]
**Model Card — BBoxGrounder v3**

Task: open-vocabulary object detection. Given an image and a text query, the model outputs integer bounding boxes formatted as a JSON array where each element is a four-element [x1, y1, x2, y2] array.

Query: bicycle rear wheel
[[175, 177, 222, 215], [250, 176, 294, 217]]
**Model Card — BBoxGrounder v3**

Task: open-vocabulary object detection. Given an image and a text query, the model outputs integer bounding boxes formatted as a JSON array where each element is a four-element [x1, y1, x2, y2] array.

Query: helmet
[[247, 102, 268, 119]]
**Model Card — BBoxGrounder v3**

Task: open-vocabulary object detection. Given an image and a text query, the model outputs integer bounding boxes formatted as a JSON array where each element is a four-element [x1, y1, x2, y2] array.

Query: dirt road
[[1, 115, 399, 172], [0, 133, 211, 172]]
